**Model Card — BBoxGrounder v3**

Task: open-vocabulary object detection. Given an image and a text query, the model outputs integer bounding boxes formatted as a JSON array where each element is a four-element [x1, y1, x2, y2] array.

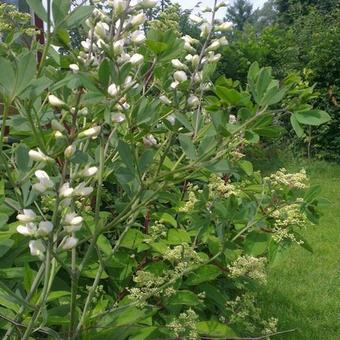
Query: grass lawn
[[259, 159, 340, 339]]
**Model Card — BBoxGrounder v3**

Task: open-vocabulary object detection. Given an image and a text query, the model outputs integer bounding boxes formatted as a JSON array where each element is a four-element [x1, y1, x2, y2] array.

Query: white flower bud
[[200, 23, 212, 38], [229, 114, 237, 124], [192, 55, 200, 67], [124, 76, 134, 88], [160, 95, 172, 105], [74, 182, 93, 197], [185, 54, 193, 62], [188, 95, 200, 108], [131, 13, 145, 26], [143, 134, 157, 147], [112, 113, 126, 123], [81, 39, 91, 51], [17, 209, 37, 223], [219, 36, 229, 46], [29, 149, 50, 162], [174, 71, 188, 83], [17, 222, 37, 236], [79, 107, 89, 116], [82, 166, 98, 177], [29, 240, 46, 259], [217, 22, 233, 31], [130, 53, 144, 66], [55, 131, 63, 139], [97, 38, 107, 49], [94, 22, 109, 39], [37, 221, 53, 237], [51, 119, 65, 132], [183, 35, 199, 45], [108, 83, 119, 97], [131, 30, 146, 44], [207, 40, 221, 52], [113, 39, 125, 54], [189, 14, 204, 24], [62, 236, 78, 250], [64, 213, 83, 227], [48, 95, 66, 108], [166, 114, 176, 126], [170, 81, 179, 89], [184, 41, 195, 52], [79, 126, 101, 139], [112, 0, 126, 15], [64, 145, 76, 159], [33, 170, 54, 193], [171, 59, 187, 70], [117, 52, 131, 64], [59, 183, 74, 198], [69, 64, 79, 73]]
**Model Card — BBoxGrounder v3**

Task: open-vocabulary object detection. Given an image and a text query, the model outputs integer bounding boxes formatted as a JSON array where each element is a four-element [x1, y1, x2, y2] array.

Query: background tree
[[225, 0, 254, 31]]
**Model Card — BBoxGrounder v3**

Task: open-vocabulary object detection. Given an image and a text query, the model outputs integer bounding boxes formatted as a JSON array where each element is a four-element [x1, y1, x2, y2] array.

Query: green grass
[[259, 159, 340, 339]]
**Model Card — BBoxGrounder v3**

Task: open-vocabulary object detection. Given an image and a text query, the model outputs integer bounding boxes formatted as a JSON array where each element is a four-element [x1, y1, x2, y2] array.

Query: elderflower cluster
[[208, 174, 239, 199], [144, 221, 167, 243], [265, 168, 308, 189], [228, 255, 267, 285], [163, 243, 201, 265], [167, 309, 199, 339], [179, 183, 201, 213], [272, 227, 304, 245], [271, 203, 307, 229]]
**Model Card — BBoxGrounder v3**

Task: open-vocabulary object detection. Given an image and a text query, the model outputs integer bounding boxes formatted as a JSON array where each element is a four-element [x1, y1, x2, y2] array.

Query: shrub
[[0, 1, 328, 338]]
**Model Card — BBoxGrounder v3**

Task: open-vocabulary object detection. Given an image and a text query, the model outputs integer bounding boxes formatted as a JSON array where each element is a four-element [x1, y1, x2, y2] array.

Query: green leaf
[[215, 86, 243, 105], [66, 6, 94, 28], [145, 40, 168, 54], [15, 144, 30, 172], [47, 291, 71, 303], [304, 185, 321, 202], [120, 229, 144, 249], [186, 265, 221, 285], [16, 52, 36, 95], [178, 134, 197, 160], [261, 83, 286, 106], [98, 59, 110, 88], [167, 229, 191, 245], [239, 160, 253, 176], [158, 213, 177, 228], [53, 0, 70, 26], [166, 291, 201, 306], [290, 114, 304, 137], [294, 110, 331, 126], [197, 321, 237, 337], [118, 140, 134, 169], [0, 58, 16, 97], [27, 0, 48, 22]]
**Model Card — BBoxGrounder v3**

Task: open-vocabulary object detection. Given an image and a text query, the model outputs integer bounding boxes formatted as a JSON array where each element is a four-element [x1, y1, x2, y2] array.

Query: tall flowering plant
[[0, 0, 328, 338]]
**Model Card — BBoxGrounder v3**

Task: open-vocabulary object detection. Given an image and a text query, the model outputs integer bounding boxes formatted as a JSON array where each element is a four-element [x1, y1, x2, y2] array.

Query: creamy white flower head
[[171, 59, 187, 70], [94, 21, 109, 39], [170, 81, 179, 90], [166, 114, 176, 126], [188, 95, 200, 108], [217, 21, 233, 31], [29, 240, 45, 259], [79, 126, 101, 138], [117, 52, 131, 64], [64, 144, 76, 159], [17, 222, 37, 236], [174, 71, 188, 83], [59, 183, 74, 198], [83, 166, 98, 177], [207, 40, 221, 52], [51, 119, 65, 132], [159, 95, 172, 105], [192, 55, 200, 67], [69, 64, 79, 73], [112, 113, 126, 123], [139, 0, 157, 8], [189, 14, 204, 24], [17, 209, 36, 223], [131, 30, 146, 44], [81, 39, 91, 51], [33, 170, 54, 193], [200, 23, 212, 38], [48, 95, 66, 108], [113, 39, 125, 54], [74, 182, 93, 197], [37, 221, 53, 237], [108, 83, 119, 97], [130, 53, 144, 65], [64, 212, 83, 227], [219, 36, 229, 46], [130, 13, 145, 27], [229, 114, 237, 124], [185, 54, 193, 62], [143, 134, 157, 147], [29, 149, 50, 163], [62, 236, 78, 250]]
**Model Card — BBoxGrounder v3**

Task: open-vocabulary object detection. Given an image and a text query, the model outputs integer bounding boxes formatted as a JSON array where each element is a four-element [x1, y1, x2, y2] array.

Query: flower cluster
[[265, 168, 308, 190], [270, 203, 307, 229], [167, 308, 199, 339], [208, 174, 239, 200], [228, 255, 267, 285]]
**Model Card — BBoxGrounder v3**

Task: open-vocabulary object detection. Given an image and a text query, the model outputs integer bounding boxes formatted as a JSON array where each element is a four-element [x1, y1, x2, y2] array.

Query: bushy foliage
[[0, 0, 328, 339]]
